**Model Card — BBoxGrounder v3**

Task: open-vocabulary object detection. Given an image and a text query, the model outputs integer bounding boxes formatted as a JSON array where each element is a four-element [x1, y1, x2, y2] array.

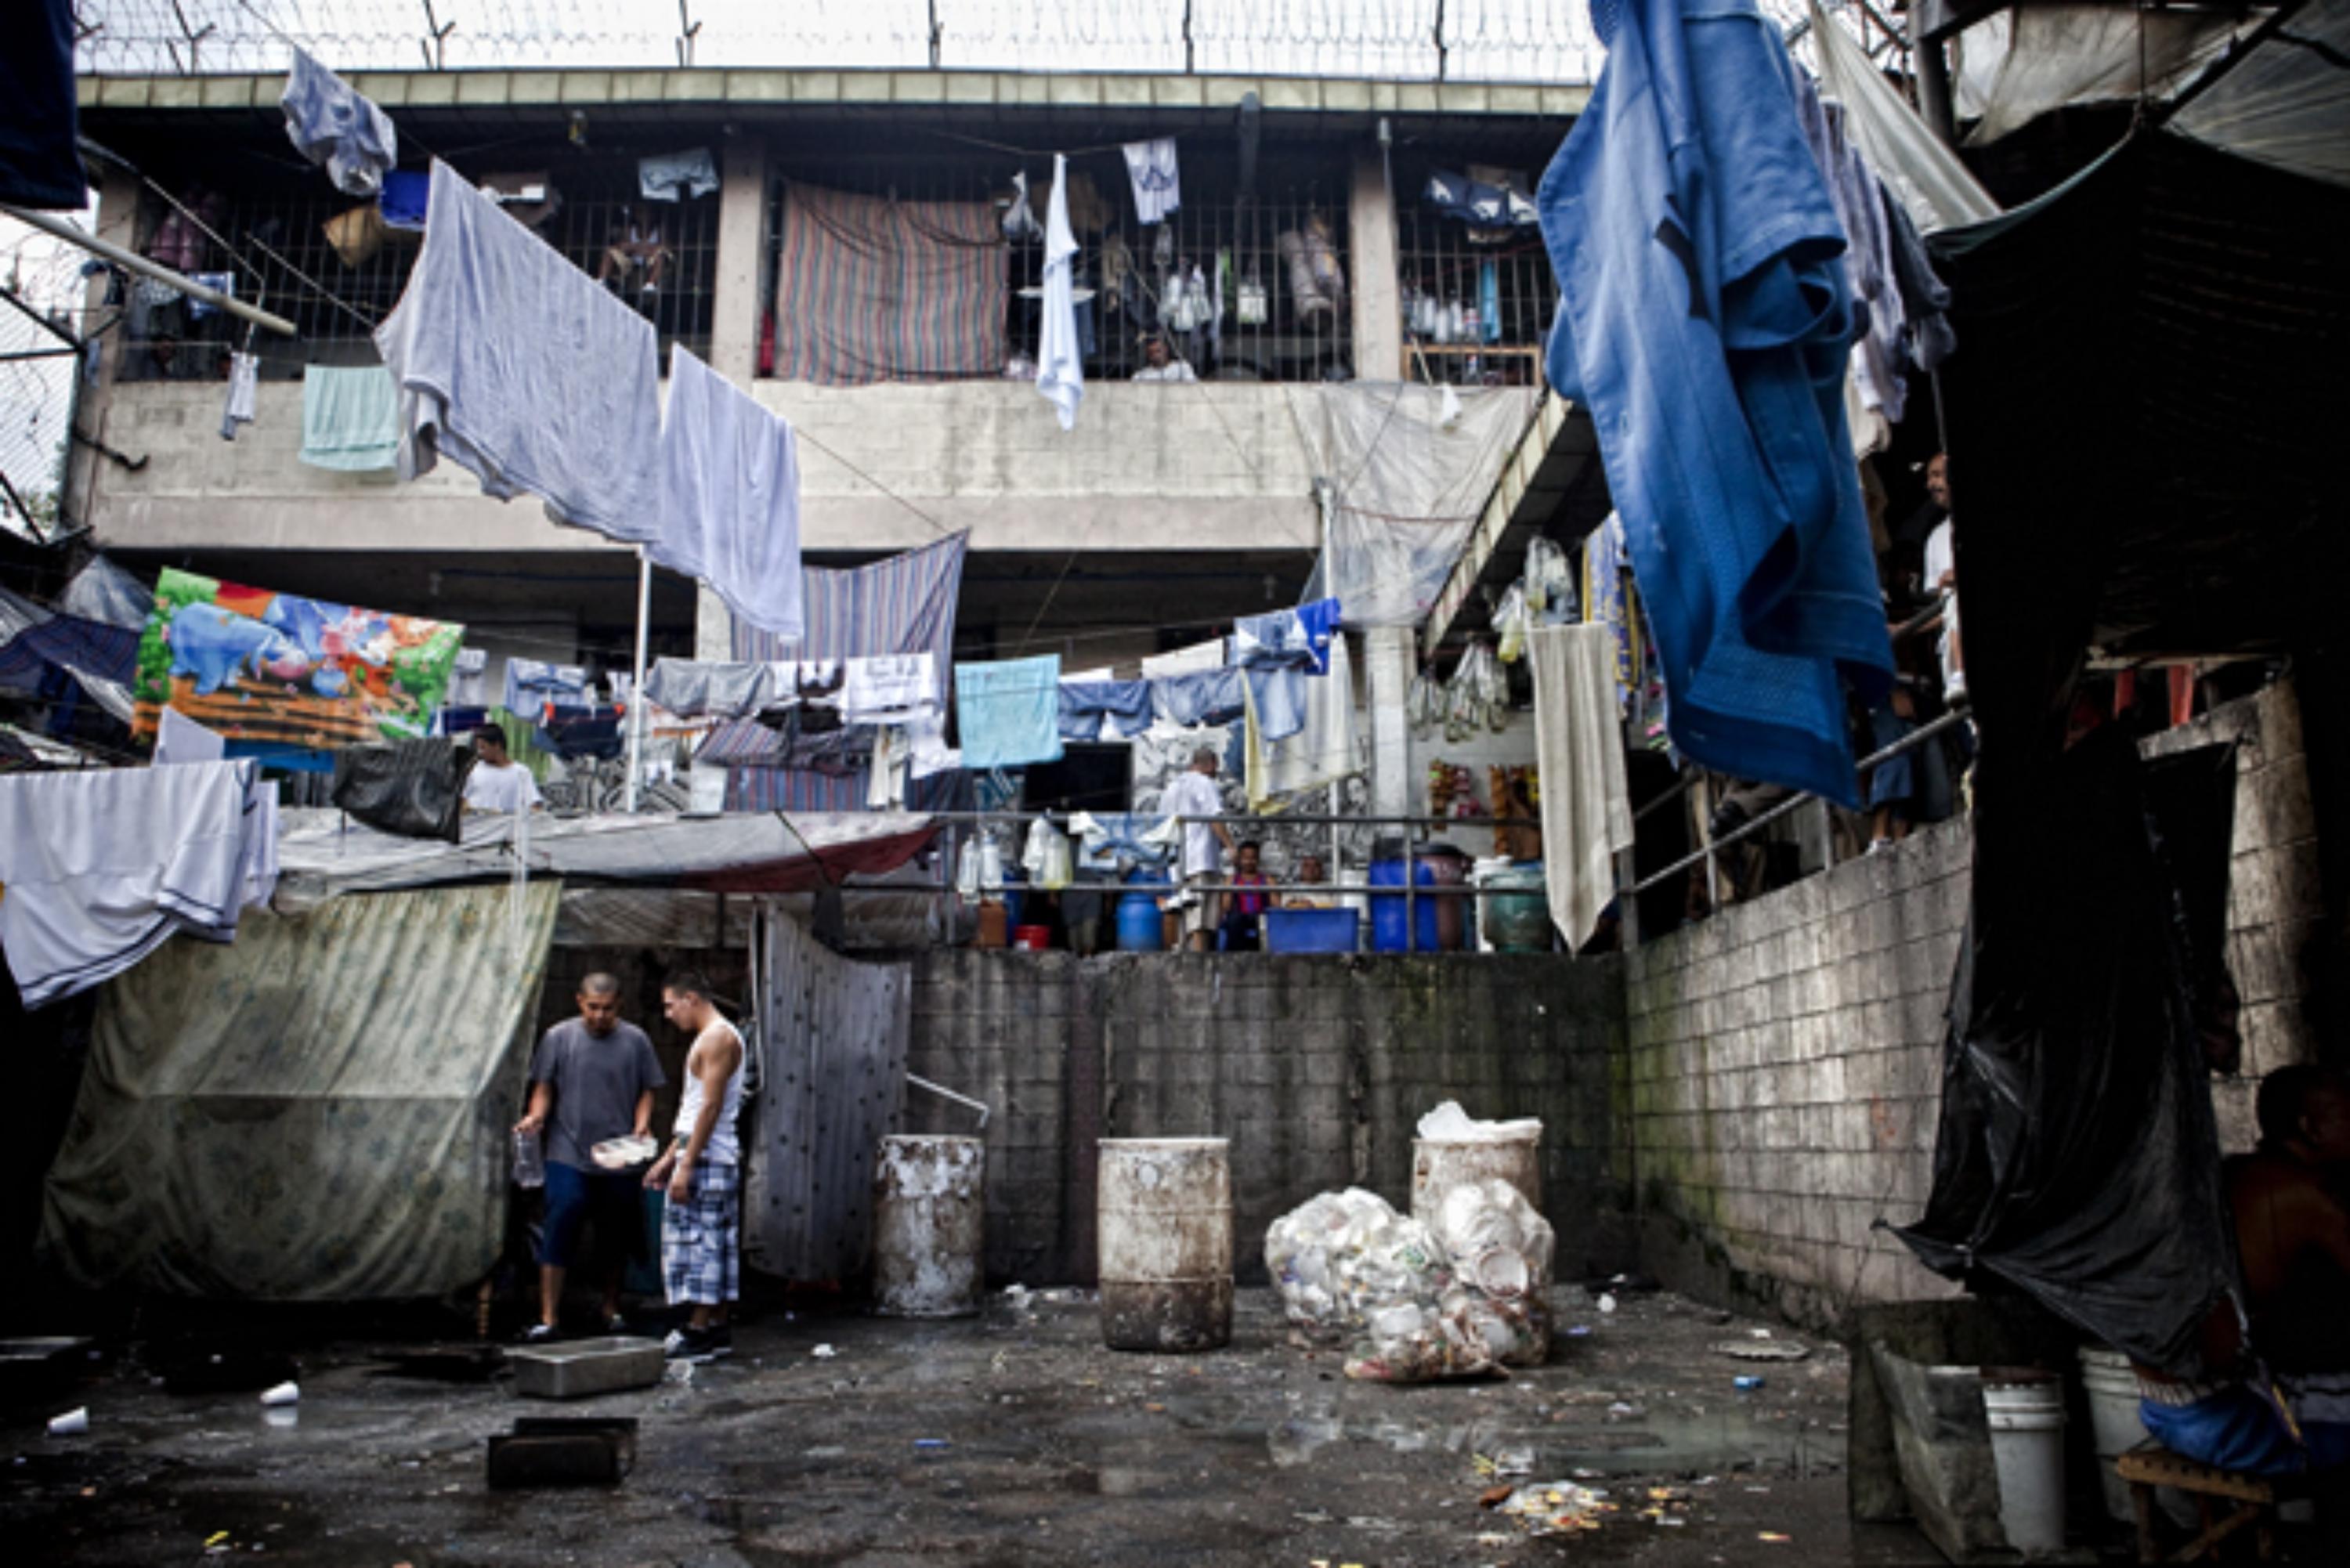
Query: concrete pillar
[[1365, 625, 1416, 823], [1347, 146, 1401, 383], [696, 138, 771, 663], [64, 168, 141, 531], [707, 137, 770, 382]]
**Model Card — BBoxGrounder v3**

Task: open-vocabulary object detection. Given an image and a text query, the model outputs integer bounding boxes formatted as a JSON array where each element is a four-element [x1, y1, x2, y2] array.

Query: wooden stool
[[2115, 1442, 2304, 1563]]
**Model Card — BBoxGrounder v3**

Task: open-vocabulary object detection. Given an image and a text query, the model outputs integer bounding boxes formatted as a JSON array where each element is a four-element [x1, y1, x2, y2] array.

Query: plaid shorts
[[661, 1160, 741, 1306]]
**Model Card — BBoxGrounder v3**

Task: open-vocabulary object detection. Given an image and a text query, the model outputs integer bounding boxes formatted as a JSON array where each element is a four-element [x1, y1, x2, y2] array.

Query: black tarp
[[329, 738, 477, 843], [1889, 127, 2350, 1374]]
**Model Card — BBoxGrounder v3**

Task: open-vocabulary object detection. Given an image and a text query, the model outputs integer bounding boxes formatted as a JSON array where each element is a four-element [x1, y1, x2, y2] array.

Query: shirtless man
[[2137, 1064, 2350, 1478], [645, 971, 746, 1362]]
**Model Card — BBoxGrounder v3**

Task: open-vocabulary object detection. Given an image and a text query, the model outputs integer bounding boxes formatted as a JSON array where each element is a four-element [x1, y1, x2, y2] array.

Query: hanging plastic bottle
[[512, 1127, 546, 1190]]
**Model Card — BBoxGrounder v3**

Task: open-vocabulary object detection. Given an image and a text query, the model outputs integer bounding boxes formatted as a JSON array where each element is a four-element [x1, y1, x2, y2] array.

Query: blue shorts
[[539, 1162, 648, 1271], [2140, 1384, 2350, 1476]]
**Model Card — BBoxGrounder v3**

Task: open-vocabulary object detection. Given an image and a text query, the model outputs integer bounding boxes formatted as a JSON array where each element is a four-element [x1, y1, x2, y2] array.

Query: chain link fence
[[0, 233, 88, 547]]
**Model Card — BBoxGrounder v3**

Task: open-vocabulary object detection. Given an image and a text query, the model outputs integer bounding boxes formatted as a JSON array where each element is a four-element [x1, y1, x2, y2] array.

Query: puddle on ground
[[1264, 1401, 1833, 1478]]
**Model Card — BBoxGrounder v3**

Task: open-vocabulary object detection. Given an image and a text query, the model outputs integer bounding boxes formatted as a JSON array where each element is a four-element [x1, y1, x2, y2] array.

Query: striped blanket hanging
[[771, 182, 1007, 385]]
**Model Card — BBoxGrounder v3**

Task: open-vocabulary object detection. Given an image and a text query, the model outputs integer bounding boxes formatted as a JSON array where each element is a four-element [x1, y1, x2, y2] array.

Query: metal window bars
[[114, 157, 718, 381], [1393, 151, 1556, 388], [760, 146, 1354, 384]]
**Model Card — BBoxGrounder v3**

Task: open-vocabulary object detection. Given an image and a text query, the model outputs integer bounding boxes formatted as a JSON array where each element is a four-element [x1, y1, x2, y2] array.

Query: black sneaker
[[519, 1321, 562, 1346], [663, 1324, 732, 1363]]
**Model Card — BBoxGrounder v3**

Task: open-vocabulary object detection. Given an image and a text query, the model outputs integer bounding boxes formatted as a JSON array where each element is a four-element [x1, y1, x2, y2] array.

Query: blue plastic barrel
[[1368, 860, 1441, 952], [1115, 893, 1166, 952]]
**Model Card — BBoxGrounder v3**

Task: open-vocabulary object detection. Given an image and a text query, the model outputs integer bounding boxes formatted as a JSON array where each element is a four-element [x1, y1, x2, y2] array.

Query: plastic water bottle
[[512, 1128, 545, 1190]]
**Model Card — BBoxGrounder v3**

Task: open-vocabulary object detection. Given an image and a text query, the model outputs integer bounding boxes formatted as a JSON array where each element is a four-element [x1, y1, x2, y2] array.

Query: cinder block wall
[[1622, 821, 1972, 1334], [902, 952, 1635, 1288], [2143, 681, 2329, 1151]]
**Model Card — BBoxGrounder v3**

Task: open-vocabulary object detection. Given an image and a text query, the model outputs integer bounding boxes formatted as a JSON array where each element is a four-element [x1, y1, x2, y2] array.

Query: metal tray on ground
[[507, 1335, 665, 1400]]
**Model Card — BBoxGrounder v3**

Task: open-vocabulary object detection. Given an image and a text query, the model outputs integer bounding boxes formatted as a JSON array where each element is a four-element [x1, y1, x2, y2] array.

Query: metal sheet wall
[[742, 905, 912, 1282]]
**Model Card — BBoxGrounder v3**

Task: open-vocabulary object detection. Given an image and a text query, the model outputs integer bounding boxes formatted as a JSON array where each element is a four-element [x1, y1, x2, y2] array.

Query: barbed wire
[[69, 0, 1633, 82]]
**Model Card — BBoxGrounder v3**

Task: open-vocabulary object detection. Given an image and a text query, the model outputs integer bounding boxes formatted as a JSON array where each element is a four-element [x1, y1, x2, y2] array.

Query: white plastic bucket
[[1983, 1371, 2067, 1557], [2078, 1346, 2147, 1523]]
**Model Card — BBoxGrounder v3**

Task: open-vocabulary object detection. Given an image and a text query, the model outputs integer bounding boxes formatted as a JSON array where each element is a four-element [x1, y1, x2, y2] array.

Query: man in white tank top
[[645, 970, 745, 1362]]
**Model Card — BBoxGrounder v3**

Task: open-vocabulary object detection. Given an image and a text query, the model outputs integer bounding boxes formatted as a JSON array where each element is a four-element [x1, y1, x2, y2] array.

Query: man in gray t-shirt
[[515, 974, 664, 1341]]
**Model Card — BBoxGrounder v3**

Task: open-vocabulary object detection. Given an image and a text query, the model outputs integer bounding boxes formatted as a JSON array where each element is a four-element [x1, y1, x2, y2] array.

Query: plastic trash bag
[[1526, 536, 1578, 623], [1495, 583, 1530, 663], [1265, 1188, 1452, 1343], [1417, 1100, 1543, 1143], [1021, 818, 1073, 891]]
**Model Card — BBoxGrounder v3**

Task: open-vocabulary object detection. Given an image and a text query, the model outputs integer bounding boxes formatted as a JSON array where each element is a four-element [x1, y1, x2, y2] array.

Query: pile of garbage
[[1265, 1176, 1556, 1384]]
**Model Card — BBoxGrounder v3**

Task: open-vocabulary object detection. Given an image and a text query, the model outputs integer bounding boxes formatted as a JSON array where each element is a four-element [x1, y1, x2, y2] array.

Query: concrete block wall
[[2143, 681, 2328, 1151], [901, 951, 1634, 1289], [1621, 819, 1972, 1334]]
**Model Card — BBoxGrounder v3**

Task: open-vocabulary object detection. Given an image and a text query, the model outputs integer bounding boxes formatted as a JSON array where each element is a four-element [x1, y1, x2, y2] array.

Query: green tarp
[[38, 882, 560, 1300]]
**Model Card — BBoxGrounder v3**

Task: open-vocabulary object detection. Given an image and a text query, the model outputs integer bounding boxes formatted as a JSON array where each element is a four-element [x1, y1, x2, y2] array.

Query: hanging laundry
[[280, 49, 397, 198], [298, 364, 400, 471], [501, 658, 594, 719], [1528, 624, 1634, 952], [1036, 154, 1085, 433], [1538, 0, 1892, 807], [638, 147, 718, 202], [1231, 598, 1342, 675], [330, 737, 477, 842], [907, 712, 960, 779], [1057, 680, 1154, 742], [1792, 67, 1908, 426], [219, 352, 259, 441], [375, 161, 662, 543], [644, 659, 779, 720], [0, 0, 83, 209], [154, 706, 226, 766], [1246, 634, 1360, 809], [954, 655, 1064, 770], [1420, 169, 1540, 237], [1152, 666, 1249, 729], [1880, 188, 1956, 374], [842, 653, 938, 727], [446, 646, 489, 709], [378, 168, 429, 231], [1242, 665, 1308, 743], [770, 183, 1005, 385], [725, 534, 969, 812], [184, 273, 236, 320], [0, 760, 274, 1009], [1122, 138, 1181, 223], [657, 345, 806, 640]]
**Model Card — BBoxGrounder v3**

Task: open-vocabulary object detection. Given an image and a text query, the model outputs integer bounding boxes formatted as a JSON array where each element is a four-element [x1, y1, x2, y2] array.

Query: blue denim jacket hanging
[[1538, 0, 1891, 804]]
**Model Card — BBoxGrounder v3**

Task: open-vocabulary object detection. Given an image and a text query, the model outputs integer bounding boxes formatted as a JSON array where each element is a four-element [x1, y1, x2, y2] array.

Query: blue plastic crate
[[1263, 908, 1361, 954]]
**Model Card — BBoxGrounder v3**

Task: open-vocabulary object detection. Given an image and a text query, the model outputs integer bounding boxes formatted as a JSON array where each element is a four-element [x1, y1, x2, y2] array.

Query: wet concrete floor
[[6, 1286, 1945, 1566]]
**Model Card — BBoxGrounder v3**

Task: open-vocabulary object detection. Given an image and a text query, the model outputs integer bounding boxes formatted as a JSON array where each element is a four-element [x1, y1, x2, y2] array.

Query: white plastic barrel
[[1410, 1133, 1542, 1226], [1983, 1370, 2067, 1557], [2077, 1346, 2149, 1523], [871, 1136, 987, 1318], [1097, 1138, 1233, 1353]]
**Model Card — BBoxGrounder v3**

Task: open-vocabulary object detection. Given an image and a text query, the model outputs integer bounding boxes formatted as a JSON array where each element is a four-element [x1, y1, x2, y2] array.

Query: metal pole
[[1909, 16, 1958, 147], [1, 203, 298, 338], [624, 547, 652, 814]]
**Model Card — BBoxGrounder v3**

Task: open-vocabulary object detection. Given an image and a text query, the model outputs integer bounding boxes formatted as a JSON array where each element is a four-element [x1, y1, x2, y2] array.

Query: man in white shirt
[[1919, 453, 1964, 704], [1132, 334, 1198, 385], [463, 724, 544, 815], [1160, 747, 1234, 952]]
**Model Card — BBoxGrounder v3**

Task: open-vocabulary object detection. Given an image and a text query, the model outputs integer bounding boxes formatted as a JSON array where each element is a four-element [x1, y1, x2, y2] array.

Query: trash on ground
[[1490, 1479, 1614, 1537], [1267, 1185, 1553, 1383], [913, 1437, 949, 1450], [811, 1344, 838, 1360], [1416, 1100, 1545, 1143], [1597, 1292, 1618, 1313], [46, 1407, 89, 1436], [258, 1380, 299, 1407], [1734, 1375, 1766, 1391], [1714, 1336, 1810, 1360]]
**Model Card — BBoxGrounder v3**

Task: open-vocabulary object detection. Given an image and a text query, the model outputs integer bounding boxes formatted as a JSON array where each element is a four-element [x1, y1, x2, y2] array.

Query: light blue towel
[[955, 655, 1063, 770], [299, 365, 400, 471]]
